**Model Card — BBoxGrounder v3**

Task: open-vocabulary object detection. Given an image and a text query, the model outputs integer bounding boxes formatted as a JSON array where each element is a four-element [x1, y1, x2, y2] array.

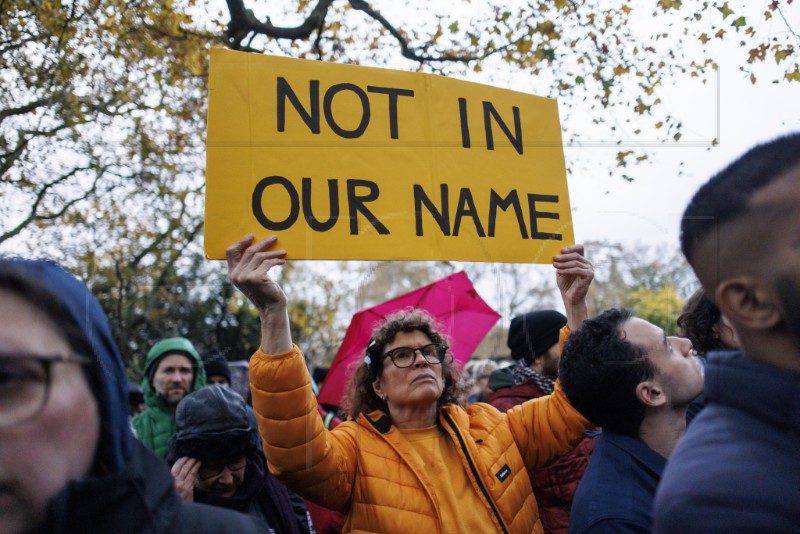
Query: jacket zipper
[[364, 414, 443, 534], [441, 411, 509, 534]]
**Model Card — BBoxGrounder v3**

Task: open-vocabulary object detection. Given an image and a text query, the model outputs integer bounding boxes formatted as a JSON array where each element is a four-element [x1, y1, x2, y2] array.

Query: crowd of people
[[1, 132, 798, 533]]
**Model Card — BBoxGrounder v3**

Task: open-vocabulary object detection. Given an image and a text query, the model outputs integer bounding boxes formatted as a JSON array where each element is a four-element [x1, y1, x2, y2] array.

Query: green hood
[[141, 337, 206, 407], [132, 337, 206, 457]]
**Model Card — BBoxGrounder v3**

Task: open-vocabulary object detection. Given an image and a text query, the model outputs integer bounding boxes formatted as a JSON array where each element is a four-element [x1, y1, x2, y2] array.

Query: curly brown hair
[[677, 288, 728, 354], [342, 308, 459, 420]]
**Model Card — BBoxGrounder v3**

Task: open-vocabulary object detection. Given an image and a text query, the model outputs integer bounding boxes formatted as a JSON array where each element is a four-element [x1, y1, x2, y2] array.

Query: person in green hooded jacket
[[132, 337, 206, 457]]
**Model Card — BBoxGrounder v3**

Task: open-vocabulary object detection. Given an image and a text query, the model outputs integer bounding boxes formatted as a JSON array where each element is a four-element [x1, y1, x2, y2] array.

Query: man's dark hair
[[559, 308, 655, 436], [680, 132, 800, 266]]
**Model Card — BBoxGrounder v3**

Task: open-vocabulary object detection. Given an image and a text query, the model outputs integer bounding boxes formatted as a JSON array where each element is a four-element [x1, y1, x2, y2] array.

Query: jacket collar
[[362, 410, 393, 434], [705, 351, 800, 433], [601, 430, 666, 476], [360, 405, 465, 435], [45, 440, 178, 532]]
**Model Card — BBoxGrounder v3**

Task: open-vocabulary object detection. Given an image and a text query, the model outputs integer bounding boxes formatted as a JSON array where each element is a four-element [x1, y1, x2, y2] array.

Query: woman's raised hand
[[226, 234, 288, 313], [553, 244, 594, 330], [227, 234, 293, 354]]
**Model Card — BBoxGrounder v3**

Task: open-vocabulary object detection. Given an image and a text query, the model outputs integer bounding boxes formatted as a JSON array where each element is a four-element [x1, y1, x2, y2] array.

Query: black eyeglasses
[[382, 343, 447, 368], [0, 352, 92, 428], [198, 457, 247, 480]]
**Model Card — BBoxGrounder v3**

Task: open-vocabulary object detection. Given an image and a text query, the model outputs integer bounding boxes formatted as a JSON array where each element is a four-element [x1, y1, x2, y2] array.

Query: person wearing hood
[[132, 336, 206, 457], [0, 258, 265, 533], [169, 385, 314, 534], [487, 310, 595, 534]]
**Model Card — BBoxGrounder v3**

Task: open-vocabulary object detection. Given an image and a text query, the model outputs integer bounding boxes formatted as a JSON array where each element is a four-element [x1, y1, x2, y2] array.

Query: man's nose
[[672, 336, 694, 356]]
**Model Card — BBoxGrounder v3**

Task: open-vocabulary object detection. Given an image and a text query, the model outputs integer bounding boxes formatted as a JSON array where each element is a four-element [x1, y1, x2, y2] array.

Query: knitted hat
[[202, 350, 231, 384], [507, 310, 567, 365]]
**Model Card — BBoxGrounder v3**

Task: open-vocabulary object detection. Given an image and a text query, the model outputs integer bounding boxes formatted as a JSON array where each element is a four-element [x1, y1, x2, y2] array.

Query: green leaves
[[717, 2, 734, 19]]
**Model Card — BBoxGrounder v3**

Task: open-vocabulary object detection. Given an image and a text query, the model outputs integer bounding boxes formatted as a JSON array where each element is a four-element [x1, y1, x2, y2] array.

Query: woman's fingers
[[226, 234, 255, 271], [227, 235, 286, 282], [171, 456, 199, 480]]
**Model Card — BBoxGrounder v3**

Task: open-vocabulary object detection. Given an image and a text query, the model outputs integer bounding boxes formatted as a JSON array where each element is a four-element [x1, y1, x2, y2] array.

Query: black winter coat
[[43, 440, 267, 534]]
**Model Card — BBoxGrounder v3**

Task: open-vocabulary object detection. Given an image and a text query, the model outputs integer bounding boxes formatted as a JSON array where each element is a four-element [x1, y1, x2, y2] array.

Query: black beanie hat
[[507, 310, 567, 365], [202, 350, 231, 384]]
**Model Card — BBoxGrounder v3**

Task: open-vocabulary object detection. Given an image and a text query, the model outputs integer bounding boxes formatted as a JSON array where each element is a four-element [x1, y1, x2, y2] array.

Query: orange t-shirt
[[399, 425, 497, 532]]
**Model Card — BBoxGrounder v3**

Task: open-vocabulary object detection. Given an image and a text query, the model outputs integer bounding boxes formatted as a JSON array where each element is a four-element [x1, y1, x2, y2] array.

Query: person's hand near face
[[170, 457, 200, 502]]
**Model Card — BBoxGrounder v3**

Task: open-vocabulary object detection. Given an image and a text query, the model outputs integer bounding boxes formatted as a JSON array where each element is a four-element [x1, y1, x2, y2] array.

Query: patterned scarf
[[512, 359, 555, 395]]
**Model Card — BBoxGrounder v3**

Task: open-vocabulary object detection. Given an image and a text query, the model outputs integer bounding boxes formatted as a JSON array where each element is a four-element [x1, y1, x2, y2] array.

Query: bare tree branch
[[0, 137, 28, 177], [0, 96, 59, 124], [0, 164, 104, 243], [223, 0, 518, 63], [225, 0, 335, 50], [775, 5, 800, 45], [347, 0, 479, 63]]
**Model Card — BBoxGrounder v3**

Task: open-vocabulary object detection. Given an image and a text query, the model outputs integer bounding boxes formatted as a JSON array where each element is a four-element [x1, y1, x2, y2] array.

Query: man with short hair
[[487, 309, 594, 534], [654, 133, 800, 532], [132, 337, 206, 457], [559, 308, 703, 533]]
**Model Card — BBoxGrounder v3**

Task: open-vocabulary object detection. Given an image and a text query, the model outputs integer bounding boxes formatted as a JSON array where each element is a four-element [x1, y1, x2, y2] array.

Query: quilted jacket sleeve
[[558, 325, 571, 353], [249, 345, 359, 513], [504, 380, 591, 472]]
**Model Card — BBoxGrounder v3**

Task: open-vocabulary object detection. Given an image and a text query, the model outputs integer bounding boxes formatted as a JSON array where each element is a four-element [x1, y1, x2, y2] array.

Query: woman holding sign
[[227, 234, 593, 534]]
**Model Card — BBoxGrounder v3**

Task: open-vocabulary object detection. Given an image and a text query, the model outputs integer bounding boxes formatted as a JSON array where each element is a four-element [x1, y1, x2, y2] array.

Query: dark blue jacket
[[570, 431, 665, 533], [2, 259, 265, 533], [654, 351, 800, 533]]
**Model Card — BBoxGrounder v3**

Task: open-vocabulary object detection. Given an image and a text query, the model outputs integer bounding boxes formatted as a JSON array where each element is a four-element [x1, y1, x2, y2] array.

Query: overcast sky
[[565, 64, 798, 248]]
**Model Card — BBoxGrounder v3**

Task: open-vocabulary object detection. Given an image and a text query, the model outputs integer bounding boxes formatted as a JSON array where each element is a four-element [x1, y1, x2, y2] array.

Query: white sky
[[565, 59, 799, 247]]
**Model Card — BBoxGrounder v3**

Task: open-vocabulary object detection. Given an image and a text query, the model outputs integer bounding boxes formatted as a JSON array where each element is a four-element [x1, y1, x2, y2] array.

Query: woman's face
[[0, 289, 100, 534], [194, 456, 246, 498], [372, 330, 445, 410]]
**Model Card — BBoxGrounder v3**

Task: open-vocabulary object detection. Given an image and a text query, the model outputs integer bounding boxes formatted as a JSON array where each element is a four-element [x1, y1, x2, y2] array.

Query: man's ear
[[716, 277, 782, 331], [636, 380, 665, 409]]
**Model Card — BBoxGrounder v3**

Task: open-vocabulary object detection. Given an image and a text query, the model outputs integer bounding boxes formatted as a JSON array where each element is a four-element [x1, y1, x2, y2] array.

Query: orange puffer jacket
[[250, 346, 591, 534]]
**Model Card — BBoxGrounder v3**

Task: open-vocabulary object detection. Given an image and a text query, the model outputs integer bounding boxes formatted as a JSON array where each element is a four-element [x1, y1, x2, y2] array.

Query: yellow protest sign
[[205, 48, 573, 262]]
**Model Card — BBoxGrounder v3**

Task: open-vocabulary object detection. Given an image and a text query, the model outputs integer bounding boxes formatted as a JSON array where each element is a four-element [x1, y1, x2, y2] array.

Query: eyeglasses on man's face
[[0, 352, 92, 428], [382, 343, 447, 368], [198, 457, 247, 480]]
